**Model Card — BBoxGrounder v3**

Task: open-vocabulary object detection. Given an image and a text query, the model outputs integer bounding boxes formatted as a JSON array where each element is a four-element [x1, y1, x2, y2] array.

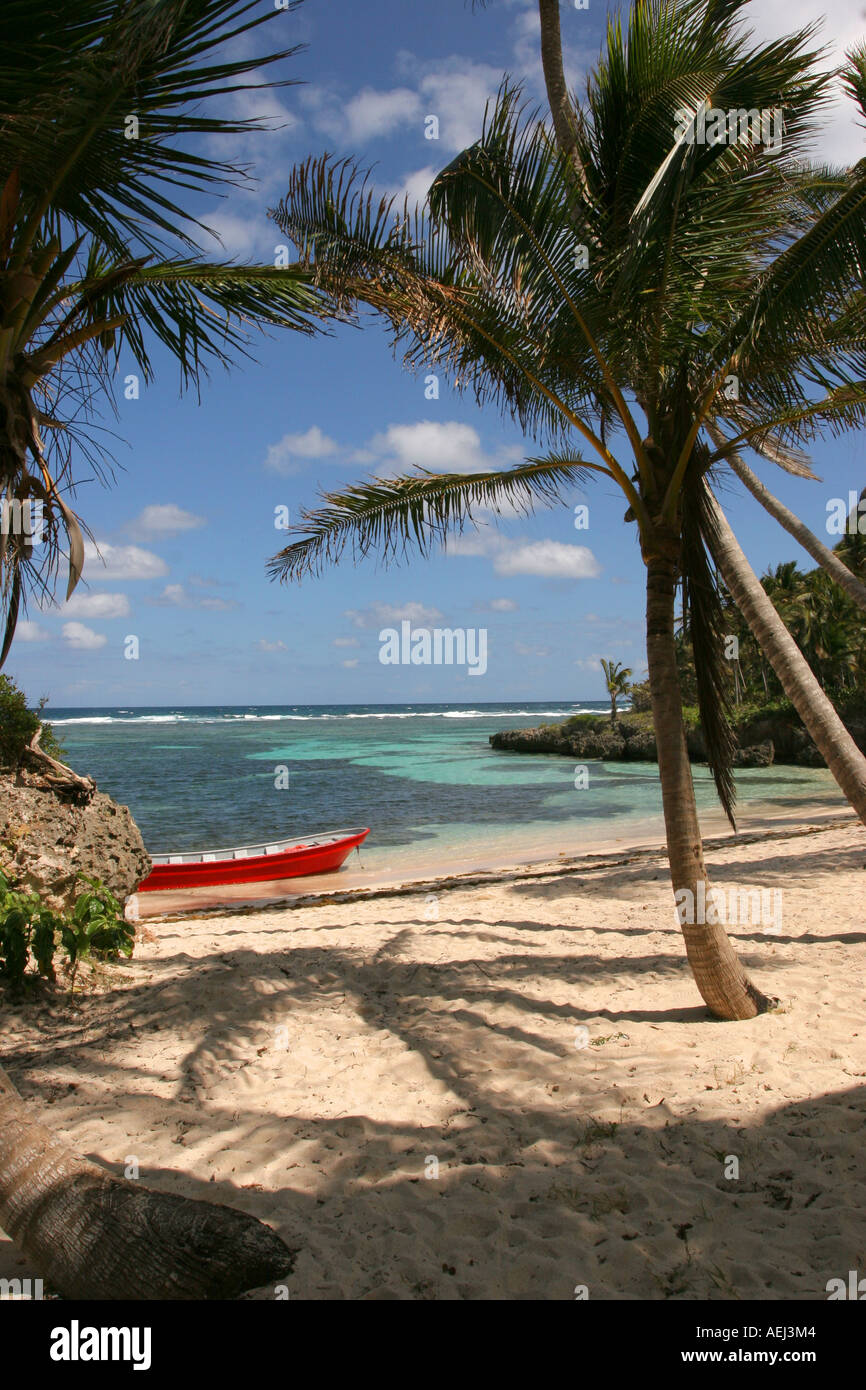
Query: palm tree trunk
[[0, 1064, 294, 1299], [708, 427, 866, 612], [646, 553, 772, 1020], [708, 490, 866, 825], [534, 0, 768, 1021], [539, 0, 581, 174]]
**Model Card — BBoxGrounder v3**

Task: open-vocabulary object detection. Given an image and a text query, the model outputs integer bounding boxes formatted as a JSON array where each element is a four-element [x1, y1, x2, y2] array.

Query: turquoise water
[[47, 702, 844, 880]]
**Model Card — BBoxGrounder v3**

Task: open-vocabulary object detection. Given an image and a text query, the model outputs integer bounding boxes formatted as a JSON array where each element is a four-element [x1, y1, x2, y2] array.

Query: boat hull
[[137, 828, 370, 892]]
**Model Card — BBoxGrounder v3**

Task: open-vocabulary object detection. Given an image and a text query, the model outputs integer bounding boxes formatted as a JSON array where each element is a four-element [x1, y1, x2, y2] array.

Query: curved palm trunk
[[646, 554, 772, 1020], [712, 435, 866, 612], [708, 491, 866, 825], [0, 1064, 294, 1299], [539, 0, 581, 175]]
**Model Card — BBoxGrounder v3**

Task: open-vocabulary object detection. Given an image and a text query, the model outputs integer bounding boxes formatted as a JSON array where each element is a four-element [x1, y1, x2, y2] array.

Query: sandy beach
[[2, 810, 864, 1300]]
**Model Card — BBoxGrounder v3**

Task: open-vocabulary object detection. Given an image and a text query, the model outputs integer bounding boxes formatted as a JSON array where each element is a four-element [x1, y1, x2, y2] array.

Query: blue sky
[[8, 0, 866, 708]]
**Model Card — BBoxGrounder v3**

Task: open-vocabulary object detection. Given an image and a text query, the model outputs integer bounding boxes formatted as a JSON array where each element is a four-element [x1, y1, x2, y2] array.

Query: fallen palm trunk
[[0, 1065, 294, 1299]]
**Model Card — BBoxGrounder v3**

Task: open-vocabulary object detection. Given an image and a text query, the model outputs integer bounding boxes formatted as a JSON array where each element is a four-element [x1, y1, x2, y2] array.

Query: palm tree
[[715, 548, 866, 704], [530, 0, 866, 819], [709, 500, 866, 810], [600, 658, 632, 724], [0, 0, 335, 1299], [265, 0, 861, 1023], [267, 0, 866, 1019], [532, 2, 866, 814], [0, 0, 336, 664], [0, 1062, 294, 1299], [712, 436, 866, 613]]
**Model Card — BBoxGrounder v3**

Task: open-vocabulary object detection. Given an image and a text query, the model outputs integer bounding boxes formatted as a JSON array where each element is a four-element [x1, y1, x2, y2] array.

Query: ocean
[[45, 703, 844, 887]]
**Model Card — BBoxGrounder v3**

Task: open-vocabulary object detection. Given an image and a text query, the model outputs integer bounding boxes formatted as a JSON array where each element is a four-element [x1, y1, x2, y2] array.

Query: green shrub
[[0, 673, 39, 767], [61, 876, 134, 995], [0, 674, 64, 767], [628, 679, 652, 713], [0, 871, 133, 994], [0, 872, 62, 988]]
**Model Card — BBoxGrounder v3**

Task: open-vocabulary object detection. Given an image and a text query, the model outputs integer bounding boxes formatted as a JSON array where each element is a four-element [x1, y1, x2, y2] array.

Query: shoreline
[[134, 803, 857, 921]]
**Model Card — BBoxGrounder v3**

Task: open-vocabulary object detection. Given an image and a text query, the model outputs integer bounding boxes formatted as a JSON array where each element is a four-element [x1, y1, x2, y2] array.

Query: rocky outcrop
[[490, 718, 658, 761], [489, 719, 777, 768], [0, 773, 150, 911], [732, 741, 775, 768]]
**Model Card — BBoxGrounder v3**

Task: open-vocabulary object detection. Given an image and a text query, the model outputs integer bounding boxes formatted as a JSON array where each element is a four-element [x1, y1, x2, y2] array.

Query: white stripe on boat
[[149, 828, 367, 867]]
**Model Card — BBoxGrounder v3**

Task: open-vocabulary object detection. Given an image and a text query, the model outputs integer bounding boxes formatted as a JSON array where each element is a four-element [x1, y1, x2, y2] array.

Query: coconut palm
[[531, 1, 866, 809], [712, 438, 866, 613], [0, 0, 337, 1299], [270, 0, 866, 1020], [0, 0, 336, 665], [600, 658, 633, 724]]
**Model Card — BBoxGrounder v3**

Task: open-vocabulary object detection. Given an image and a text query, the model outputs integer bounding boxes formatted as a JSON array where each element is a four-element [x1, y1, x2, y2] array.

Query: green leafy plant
[[0, 869, 61, 988], [61, 876, 134, 996], [0, 869, 133, 994], [0, 673, 64, 766]]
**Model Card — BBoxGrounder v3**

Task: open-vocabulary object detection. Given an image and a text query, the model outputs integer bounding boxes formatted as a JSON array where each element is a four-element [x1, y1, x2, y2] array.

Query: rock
[[0, 774, 150, 911], [489, 726, 572, 754], [621, 730, 658, 761], [733, 741, 774, 768], [490, 705, 866, 768]]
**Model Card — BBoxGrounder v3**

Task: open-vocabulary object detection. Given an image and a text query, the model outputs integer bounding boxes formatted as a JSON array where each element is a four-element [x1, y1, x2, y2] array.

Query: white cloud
[[449, 527, 600, 580], [388, 165, 438, 207], [496, 540, 600, 579], [342, 658, 360, 669], [199, 210, 273, 261], [447, 528, 504, 559], [62, 592, 130, 620], [16, 620, 49, 642], [62, 621, 107, 651], [127, 504, 206, 539], [369, 421, 523, 476], [257, 639, 288, 652], [200, 81, 301, 182], [749, 3, 865, 165], [232, 86, 298, 135], [473, 595, 520, 613], [306, 56, 500, 156], [149, 584, 238, 611], [84, 542, 168, 582], [264, 426, 340, 474], [263, 420, 524, 479], [345, 601, 444, 630], [333, 636, 360, 647], [345, 86, 422, 141], [409, 56, 504, 152]]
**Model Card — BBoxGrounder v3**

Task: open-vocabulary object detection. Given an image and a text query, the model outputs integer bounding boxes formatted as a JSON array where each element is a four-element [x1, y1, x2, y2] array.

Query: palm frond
[[267, 455, 595, 584], [0, 0, 309, 258], [96, 259, 336, 385]]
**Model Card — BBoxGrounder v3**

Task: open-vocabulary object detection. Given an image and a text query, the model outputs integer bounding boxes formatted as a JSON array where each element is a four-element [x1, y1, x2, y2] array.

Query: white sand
[[2, 813, 865, 1300]]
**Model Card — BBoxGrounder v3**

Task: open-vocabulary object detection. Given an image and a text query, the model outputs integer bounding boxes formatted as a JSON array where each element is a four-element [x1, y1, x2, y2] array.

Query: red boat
[[137, 827, 370, 892]]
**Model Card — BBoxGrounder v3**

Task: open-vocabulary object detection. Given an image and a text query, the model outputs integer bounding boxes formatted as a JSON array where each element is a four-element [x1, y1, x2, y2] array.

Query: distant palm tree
[[600, 659, 632, 725], [0, 0, 335, 664], [271, 0, 866, 1019]]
